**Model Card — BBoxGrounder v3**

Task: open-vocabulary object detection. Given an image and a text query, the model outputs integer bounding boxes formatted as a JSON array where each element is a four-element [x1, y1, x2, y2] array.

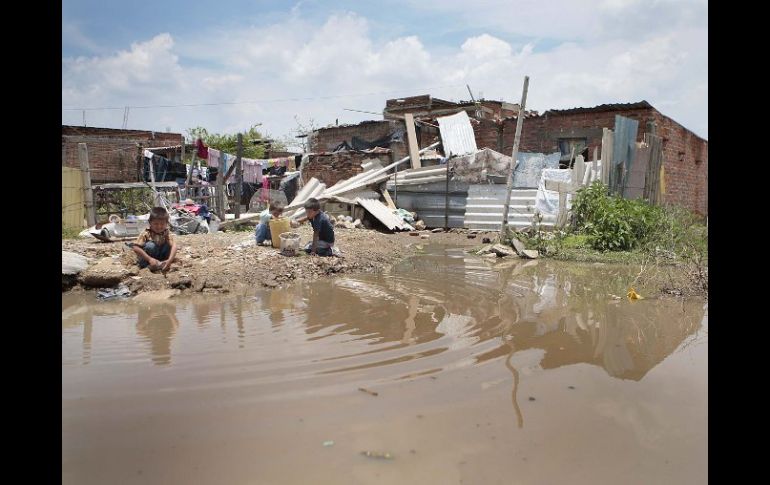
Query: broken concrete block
[[78, 257, 131, 287], [520, 249, 539, 259], [490, 244, 516, 257], [510, 237, 527, 255], [476, 245, 494, 255], [420, 234, 430, 239], [431, 228, 444, 233], [414, 220, 426, 231]]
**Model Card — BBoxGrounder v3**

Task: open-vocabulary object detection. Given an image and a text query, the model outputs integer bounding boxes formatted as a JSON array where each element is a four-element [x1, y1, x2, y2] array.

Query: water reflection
[[63, 247, 704, 397]]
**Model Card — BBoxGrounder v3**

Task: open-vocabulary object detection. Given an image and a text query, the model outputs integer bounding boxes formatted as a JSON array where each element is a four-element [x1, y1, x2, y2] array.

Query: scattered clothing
[[97, 284, 131, 300]]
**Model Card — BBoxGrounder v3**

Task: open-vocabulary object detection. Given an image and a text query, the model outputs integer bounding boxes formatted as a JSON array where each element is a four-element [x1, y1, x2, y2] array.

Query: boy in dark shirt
[[296, 198, 335, 256]]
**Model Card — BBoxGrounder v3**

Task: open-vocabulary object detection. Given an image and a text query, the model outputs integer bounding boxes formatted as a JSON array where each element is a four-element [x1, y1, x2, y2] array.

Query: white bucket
[[279, 232, 301, 256]]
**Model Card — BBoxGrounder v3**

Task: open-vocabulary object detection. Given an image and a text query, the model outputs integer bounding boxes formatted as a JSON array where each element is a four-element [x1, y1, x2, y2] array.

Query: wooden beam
[[78, 143, 96, 226], [382, 188, 397, 210], [404, 113, 421, 170], [501, 75, 529, 234]]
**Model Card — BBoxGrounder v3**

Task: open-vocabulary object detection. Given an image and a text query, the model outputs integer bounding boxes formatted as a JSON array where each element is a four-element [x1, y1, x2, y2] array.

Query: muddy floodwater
[[62, 246, 707, 485]]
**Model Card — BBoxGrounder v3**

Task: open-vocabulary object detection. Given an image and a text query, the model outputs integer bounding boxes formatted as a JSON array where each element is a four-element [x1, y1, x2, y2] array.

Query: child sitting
[[294, 198, 335, 256], [255, 203, 284, 246], [132, 207, 178, 272]]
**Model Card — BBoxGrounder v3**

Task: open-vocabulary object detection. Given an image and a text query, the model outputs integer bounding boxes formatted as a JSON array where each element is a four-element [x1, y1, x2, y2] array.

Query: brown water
[[62, 246, 707, 485]]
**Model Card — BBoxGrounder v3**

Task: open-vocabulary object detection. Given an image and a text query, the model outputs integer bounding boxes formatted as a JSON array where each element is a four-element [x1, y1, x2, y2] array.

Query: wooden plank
[[556, 192, 568, 227], [404, 113, 421, 170], [381, 188, 397, 210], [574, 155, 585, 187], [600, 128, 613, 186], [78, 143, 96, 226], [544, 180, 574, 193]]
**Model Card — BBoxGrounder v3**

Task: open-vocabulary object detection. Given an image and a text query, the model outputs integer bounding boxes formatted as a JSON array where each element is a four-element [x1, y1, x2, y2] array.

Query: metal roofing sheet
[[356, 197, 414, 231], [437, 111, 478, 157]]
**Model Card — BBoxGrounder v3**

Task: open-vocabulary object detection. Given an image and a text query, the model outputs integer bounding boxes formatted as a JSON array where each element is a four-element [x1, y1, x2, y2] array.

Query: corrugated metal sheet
[[437, 111, 477, 157], [356, 197, 414, 231], [546, 101, 653, 116], [611, 115, 639, 195]]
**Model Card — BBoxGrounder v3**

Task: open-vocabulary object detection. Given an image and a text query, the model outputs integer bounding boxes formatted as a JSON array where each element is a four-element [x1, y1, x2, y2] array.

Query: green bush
[[572, 181, 665, 251]]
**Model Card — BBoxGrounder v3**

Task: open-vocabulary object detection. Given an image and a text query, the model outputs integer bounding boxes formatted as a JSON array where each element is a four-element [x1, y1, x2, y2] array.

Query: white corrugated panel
[[356, 197, 414, 231], [437, 111, 477, 157]]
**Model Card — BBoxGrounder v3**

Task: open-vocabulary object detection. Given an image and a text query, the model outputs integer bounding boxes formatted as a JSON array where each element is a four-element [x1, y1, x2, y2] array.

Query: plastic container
[[268, 217, 291, 248], [279, 232, 301, 256]]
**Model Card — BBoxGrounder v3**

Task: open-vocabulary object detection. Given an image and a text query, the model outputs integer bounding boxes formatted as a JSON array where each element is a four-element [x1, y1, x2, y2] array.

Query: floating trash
[[361, 451, 394, 460]]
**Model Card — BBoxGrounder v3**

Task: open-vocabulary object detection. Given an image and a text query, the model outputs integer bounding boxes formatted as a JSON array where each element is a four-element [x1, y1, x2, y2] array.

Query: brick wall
[[61, 126, 182, 183], [302, 151, 393, 187], [653, 113, 708, 215], [486, 109, 707, 215], [308, 120, 408, 161]]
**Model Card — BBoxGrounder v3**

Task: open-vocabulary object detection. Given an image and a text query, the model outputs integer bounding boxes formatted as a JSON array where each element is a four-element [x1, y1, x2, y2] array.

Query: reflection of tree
[[136, 304, 180, 366], [496, 261, 524, 427]]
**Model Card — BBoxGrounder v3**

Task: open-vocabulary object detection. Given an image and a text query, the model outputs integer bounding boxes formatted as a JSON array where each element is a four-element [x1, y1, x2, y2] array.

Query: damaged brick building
[[307, 95, 707, 216], [62, 126, 183, 183]]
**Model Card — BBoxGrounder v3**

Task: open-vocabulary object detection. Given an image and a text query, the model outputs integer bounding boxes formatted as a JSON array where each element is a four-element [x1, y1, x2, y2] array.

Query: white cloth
[[208, 148, 221, 168], [535, 168, 573, 216]]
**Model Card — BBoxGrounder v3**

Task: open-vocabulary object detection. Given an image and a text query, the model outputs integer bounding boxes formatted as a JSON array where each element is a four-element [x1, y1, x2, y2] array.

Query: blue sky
[[62, 0, 708, 146]]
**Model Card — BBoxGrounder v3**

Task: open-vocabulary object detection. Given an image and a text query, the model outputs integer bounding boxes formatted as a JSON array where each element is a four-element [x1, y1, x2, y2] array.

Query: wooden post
[[216, 162, 225, 220], [146, 149, 163, 208], [501, 75, 529, 234], [78, 143, 96, 226], [444, 162, 450, 230], [574, 155, 585, 187], [235, 134, 243, 219], [404, 113, 421, 170], [544, 179, 576, 228], [600, 128, 613, 187], [185, 152, 197, 200]]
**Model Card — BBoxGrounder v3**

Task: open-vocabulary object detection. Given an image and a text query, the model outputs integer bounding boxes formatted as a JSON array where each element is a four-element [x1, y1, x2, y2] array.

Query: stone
[[491, 244, 516, 257], [78, 257, 131, 287]]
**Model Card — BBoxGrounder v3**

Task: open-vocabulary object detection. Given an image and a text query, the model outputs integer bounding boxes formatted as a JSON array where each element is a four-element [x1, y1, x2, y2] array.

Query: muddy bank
[[62, 227, 498, 295]]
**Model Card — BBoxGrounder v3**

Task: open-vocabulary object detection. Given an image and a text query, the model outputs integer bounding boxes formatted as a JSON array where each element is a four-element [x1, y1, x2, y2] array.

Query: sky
[[62, 0, 708, 149]]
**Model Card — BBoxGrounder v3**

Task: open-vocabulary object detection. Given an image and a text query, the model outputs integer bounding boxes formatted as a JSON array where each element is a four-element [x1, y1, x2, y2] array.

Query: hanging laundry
[[242, 158, 265, 184], [261, 176, 270, 203], [196, 138, 209, 159], [208, 148, 221, 168]]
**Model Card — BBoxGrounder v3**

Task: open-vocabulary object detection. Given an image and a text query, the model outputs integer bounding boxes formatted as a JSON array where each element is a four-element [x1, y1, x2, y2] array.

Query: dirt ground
[[62, 226, 499, 295]]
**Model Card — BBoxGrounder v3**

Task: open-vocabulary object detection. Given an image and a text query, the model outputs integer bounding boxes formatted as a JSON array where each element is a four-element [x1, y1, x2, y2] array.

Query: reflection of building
[[474, 263, 704, 381]]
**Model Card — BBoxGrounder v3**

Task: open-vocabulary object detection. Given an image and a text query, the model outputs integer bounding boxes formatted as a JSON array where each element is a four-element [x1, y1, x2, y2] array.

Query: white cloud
[[62, 9, 707, 141]]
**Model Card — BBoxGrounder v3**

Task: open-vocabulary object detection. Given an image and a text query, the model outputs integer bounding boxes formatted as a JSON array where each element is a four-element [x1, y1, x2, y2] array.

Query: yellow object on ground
[[627, 288, 643, 300], [268, 217, 290, 248]]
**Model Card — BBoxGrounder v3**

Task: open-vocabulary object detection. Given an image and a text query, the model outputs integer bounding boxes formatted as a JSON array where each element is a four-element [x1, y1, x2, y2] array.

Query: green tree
[[185, 125, 286, 162]]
